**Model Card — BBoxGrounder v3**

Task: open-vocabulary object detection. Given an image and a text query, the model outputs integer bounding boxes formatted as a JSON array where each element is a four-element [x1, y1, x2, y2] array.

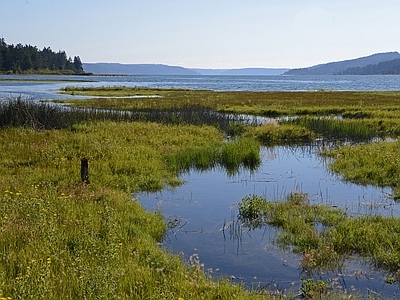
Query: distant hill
[[220, 68, 288, 75], [83, 63, 289, 76], [82, 63, 199, 75], [284, 52, 400, 75], [192, 68, 289, 76]]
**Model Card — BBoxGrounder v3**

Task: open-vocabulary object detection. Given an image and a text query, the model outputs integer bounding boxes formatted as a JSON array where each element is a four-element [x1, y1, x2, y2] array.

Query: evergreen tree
[[73, 56, 83, 73], [0, 38, 6, 71]]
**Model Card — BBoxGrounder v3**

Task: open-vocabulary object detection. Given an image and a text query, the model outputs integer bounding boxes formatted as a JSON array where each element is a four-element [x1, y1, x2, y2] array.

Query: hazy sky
[[2, 0, 400, 68]]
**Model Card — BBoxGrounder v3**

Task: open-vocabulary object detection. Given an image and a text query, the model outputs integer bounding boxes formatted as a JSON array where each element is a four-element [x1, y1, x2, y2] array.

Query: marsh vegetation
[[2, 86, 400, 298]]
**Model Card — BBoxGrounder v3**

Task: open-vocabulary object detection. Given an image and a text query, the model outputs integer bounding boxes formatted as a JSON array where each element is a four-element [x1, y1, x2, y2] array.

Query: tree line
[[0, 38, 85, 74]]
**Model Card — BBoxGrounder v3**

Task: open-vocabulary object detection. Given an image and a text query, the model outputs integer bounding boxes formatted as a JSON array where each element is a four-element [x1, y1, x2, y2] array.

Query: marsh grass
[[245, 122, 315, 145], [58, 87, 400, 144], [0, 105, 267, 298], [59, 88, 400, 116], [238, 192, 400, 278]]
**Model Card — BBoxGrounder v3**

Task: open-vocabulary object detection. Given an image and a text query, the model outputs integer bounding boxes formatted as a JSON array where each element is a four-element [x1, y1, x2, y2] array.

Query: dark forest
[[0, 38, 84, 74]]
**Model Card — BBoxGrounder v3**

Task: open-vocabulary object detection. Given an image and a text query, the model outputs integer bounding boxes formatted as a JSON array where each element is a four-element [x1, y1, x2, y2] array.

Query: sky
[[1, 0, 400, 69]]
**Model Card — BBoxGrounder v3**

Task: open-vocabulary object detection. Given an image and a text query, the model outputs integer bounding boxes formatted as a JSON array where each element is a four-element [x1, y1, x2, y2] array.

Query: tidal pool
[[137, 144, 400, 297]]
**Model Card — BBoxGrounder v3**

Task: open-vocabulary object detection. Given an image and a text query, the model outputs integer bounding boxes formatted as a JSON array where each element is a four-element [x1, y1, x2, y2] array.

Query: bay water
[[1, 74, 400, 101]]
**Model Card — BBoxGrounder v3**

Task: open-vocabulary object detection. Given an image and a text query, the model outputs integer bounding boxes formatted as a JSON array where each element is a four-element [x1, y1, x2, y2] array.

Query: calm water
[[1, 74, 400, 101], [2, 74, 400, 296], [137, 145, 399, 297]]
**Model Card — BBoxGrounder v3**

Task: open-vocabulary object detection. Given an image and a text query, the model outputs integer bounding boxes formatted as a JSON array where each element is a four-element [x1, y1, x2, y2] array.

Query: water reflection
[[137, 145, 399, 297]]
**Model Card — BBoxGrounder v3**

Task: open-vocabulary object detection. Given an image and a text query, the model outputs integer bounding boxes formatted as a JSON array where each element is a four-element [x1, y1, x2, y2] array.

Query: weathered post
[[80, 157, 89, 183]]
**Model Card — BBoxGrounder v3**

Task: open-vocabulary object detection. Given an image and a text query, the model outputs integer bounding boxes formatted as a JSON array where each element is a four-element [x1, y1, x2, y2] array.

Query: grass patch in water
[[244, 121, 315, 145], [322, 140, 400, 198], [238, 192, 400, 278], [166, 137, 260, 175]]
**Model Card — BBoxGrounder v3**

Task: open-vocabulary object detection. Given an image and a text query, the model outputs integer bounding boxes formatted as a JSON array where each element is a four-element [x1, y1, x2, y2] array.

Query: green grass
[[244, 121, 315, 145]]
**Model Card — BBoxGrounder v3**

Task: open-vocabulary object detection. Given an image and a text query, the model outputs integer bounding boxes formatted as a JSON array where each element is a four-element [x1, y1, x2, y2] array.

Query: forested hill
[[338, 58, 400, 75], [0, 38, 84, 74], [284, 52, 400, 75]]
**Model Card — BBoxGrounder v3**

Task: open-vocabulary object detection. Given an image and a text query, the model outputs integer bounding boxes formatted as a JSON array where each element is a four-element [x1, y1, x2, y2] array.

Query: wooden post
[[80, 157, 89, 183]]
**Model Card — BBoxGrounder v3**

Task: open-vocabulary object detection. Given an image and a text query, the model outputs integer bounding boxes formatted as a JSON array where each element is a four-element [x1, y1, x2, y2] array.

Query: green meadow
[[2, 87, 400, 299]]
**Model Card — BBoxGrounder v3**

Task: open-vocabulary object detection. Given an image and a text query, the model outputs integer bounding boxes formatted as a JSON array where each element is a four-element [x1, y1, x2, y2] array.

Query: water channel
[[137, 144, 400, 297]]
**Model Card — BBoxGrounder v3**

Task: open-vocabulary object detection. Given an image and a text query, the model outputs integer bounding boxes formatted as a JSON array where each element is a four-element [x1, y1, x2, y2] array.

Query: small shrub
[[238, 194, 266, 220]]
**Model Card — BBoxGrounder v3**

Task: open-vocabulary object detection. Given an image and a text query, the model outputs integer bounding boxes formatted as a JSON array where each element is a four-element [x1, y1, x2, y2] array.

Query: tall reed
[[288, 117, 375, 140]]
